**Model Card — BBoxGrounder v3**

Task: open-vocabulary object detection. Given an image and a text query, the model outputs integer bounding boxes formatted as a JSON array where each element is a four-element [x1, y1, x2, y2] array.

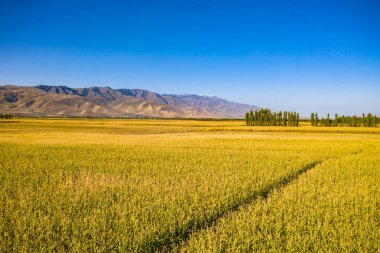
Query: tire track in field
[[137, 160, 323, 252], [173, 149, 365, 252]]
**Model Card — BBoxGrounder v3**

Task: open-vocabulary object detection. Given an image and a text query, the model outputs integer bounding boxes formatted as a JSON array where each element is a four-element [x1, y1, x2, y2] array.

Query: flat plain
[[1, 119, 379, 252]]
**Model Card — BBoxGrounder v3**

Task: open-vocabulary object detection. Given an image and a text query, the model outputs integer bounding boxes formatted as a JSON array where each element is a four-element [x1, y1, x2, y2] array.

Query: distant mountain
[[0, 85, 259, 118]]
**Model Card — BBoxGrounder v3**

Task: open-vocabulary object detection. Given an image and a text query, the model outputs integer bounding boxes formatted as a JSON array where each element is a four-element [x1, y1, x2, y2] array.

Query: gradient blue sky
[[1, 0, 379, 116]]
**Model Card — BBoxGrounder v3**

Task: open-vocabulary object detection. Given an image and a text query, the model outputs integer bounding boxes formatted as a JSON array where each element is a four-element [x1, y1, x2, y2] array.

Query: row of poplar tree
[[0, 114, 14, 119], [310, 113, 378, 127], [245, 109, 300, 126]]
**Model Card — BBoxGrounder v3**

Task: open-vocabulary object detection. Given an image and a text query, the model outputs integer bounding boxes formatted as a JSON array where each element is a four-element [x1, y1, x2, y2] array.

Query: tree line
[[310, 113, 378, 127], [245, 109, 299, 126], [0, 114, 14, 119]]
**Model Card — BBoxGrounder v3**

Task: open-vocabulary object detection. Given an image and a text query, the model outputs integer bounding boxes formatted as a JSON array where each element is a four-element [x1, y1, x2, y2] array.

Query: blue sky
[[1, 0, 379, 116]]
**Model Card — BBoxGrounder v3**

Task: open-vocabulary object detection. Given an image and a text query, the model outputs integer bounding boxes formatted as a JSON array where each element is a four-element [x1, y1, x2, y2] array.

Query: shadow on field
[[138, 160, 322, 252]]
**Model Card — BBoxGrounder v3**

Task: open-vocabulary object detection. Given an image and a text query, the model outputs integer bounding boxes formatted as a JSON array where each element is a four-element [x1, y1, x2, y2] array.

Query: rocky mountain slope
[[0, 85, 258, 118]]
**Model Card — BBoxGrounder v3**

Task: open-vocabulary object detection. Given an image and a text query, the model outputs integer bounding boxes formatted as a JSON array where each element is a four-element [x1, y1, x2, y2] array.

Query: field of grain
[[1, 119, 379, 252]]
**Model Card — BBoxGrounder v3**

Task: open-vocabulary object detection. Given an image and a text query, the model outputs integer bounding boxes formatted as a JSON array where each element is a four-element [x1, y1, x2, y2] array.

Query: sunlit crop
[[1, 119, 379, 252]]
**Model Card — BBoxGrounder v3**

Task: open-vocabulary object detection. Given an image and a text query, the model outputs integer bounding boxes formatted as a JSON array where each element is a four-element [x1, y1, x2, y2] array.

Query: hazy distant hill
[[0, 85, 258, 118]]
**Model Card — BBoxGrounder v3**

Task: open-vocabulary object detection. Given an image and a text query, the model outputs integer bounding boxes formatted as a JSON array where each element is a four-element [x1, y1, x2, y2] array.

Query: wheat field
[[1, 119, 379, 252]]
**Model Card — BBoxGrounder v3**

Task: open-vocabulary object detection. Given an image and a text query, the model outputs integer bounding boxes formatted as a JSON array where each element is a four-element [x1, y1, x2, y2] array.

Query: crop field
[[1, 119, 379, 252]]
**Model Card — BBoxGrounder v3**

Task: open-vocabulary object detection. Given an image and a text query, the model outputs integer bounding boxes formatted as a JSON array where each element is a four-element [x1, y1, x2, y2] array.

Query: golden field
[[0, 119, 379, 252]]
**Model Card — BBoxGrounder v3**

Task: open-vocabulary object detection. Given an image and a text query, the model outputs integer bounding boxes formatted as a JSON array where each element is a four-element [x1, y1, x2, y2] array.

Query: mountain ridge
[[0, 85, 258, 118]]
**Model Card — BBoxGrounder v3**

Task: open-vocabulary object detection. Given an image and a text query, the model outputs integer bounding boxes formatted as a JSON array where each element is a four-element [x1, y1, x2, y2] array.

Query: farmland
[[1, 119, 379, 252]]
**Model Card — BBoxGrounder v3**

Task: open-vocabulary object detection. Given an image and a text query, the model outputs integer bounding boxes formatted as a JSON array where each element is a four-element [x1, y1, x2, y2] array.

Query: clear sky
[[1, 0, 379, 116]]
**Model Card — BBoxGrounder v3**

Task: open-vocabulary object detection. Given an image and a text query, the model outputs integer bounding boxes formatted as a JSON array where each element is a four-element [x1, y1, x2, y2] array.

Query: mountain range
[[0, 85, 258, 118]]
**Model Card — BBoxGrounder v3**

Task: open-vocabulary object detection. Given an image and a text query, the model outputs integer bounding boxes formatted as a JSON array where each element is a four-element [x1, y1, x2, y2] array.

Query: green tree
[[361, 113, 366, 127], [284, 111, 288, 126], [326, 113, 331, 127], [315, 113, 319, 126], [296, 113, 299, 126], [367, 113, 373, 127], [373, 115, 378, 127], [332, 113, 338, 127]]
